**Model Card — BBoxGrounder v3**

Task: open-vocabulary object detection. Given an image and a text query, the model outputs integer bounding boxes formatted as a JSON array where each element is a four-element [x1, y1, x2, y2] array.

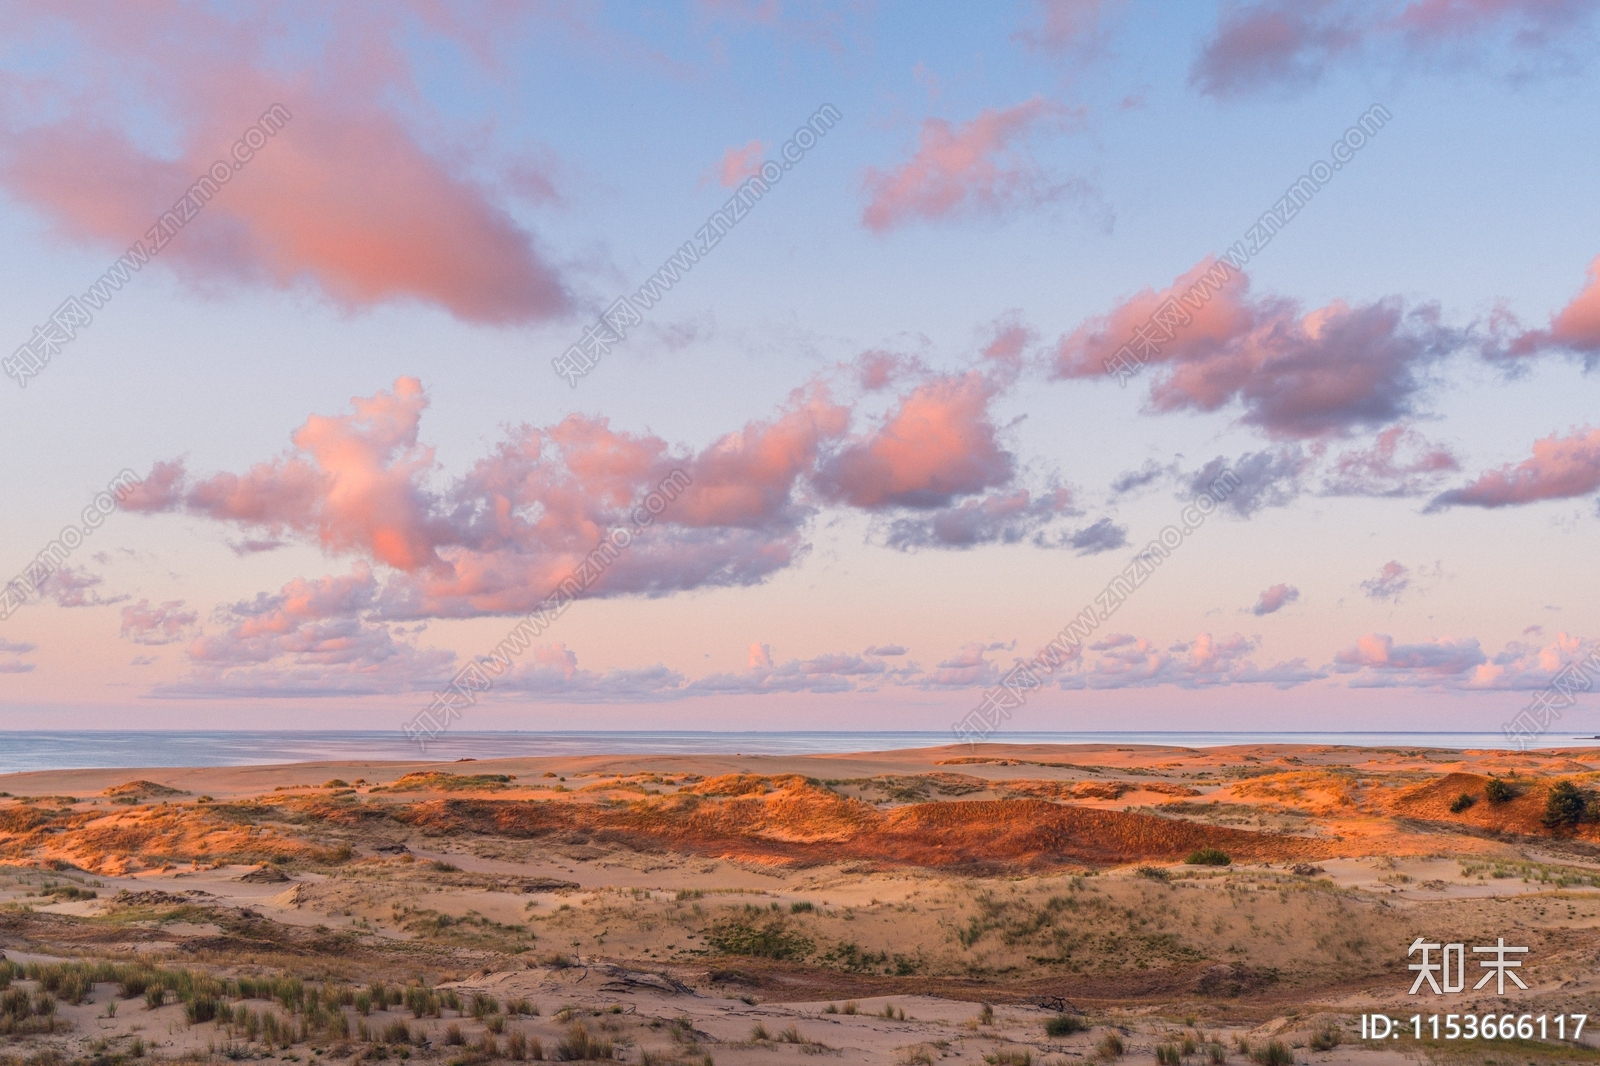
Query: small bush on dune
[[119, 970, 153, 999], [1542, 781, 1593, 829], [1309, 1023, 1341, 1051], [1449, 792, 1477, 814], [1095, 1031, 1124, 1060], [706, 913, 812, 961], [185, 996, 220, 1024], [1484, 777, 1514, 804], [1044, 1014, 1087, 1036], [1185, 847, 1231, 866]]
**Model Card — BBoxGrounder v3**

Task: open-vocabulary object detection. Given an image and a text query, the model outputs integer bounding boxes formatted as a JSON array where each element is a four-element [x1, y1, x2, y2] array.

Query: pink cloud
[[120, 600, 198, 646], [1251, 584, 1300, 616], [126, 355, 1071, 620], [1051, 259, 1459, 438], [1391, 0, 1600, 46], [1014, 0, 1126, 55], [1509, 255, 1600, 360], [707, 140, 766, 188], [158, 567, 454, 697], [979, 315, 1036, 374], [924, 642, 1006, 689], [124, 378, 441, 570], [860, 98, 1073, 232], [1326, 630, 1599, 691], [1430, 425, 1600, 509], [489, 641, 915, 702], [1361, 561, 1411, 602], [816, 371, 1015, 509], [853, 349, 925, 392], [1333, 633, 1486, 682], [492, 643, 686, 701], [673, 385, 852, 530], [1056, 632, 1320, 690], [1192, 0, 1599, 97], [39, 565, 127, 609], [0, 3, 568, 324], [1323, 426, 1459, 496], [684, 645, 908, 696]]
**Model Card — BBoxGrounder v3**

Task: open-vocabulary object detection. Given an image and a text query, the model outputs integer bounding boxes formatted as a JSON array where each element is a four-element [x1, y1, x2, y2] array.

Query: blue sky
[[1, 1, 1598, 737]]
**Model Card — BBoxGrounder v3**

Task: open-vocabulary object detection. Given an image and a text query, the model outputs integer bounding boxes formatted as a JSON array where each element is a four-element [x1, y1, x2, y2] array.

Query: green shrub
[[1484, 777, 1514, 804], [1449, 792, 1477, 813], [1186, 847, 1231, 866], [1543, 781, 1588, 829], [1044, 1014, 1087, 1036], [706, 913, 812, 960], [186, 997, 220, 1024]]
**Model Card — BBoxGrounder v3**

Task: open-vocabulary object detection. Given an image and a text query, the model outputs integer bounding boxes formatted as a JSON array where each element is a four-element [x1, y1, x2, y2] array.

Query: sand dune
[[2, 744, 1598, 1064]]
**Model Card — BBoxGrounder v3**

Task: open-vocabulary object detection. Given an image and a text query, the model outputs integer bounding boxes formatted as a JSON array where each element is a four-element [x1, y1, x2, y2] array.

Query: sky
[[2, 0, 1600, 738]]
